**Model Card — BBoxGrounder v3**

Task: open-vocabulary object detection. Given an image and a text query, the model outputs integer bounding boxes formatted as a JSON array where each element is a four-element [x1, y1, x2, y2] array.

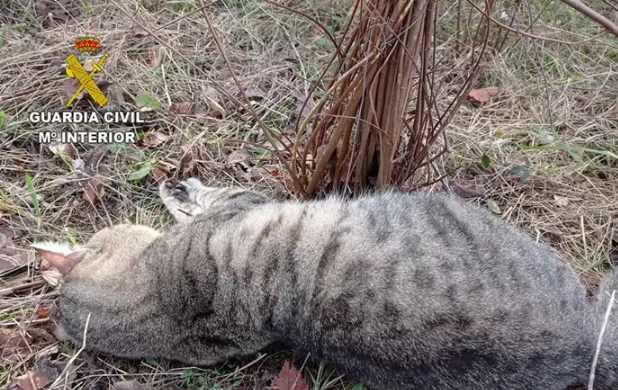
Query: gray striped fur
[[51, 178, 618, 390]]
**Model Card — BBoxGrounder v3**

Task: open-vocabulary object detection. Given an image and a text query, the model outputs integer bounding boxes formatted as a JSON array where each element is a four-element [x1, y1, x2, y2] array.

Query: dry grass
[[443, 0, 618, 288], [0, 0, 617, 389]]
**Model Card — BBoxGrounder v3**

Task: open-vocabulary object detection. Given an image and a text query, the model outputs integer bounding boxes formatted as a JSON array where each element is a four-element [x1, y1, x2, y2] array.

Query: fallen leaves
[[139, 131, 169, 147], [150, 165, 169, 181], [48, 142, 77, 163], [468, 86, 499, 103], [451, 181, 486, 198], [82, 176, 105, 205], [0, 226, 30, 274], [270, 361, 308, 390], [13, 371, 53, 390], [178, 145, 196, 176], [251, 167, 280, 182], [1, 329, 31, 365], [227, 147, 253, 171], [12, 358, 69, 390], [169, 102, 192, 114]]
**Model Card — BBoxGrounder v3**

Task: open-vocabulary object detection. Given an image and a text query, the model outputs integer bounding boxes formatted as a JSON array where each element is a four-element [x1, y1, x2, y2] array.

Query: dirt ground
[[0, 0, 617, 389]]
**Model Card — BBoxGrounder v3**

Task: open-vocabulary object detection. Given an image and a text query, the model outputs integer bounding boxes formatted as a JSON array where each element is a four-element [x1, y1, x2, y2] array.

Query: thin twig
[[561, 0, 618, 37], [588, 290, 616, 390], [466, 0, 611, 44], [0, 279, 46, 296]]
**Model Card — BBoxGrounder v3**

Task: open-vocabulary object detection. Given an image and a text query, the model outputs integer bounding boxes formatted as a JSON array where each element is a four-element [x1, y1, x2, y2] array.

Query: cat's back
[[303, 190, 593, 324], [239, 190, 591, 321], [278, 191, 597, 389]]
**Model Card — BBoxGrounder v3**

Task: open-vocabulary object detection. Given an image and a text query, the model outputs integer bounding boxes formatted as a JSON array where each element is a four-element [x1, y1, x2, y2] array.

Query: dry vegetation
[[0, 0, 617, 389]]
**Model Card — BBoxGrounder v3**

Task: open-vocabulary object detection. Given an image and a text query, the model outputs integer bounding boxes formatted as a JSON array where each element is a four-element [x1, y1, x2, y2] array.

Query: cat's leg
[[159, 179, 205, 223], [162, 178, 271, 214]]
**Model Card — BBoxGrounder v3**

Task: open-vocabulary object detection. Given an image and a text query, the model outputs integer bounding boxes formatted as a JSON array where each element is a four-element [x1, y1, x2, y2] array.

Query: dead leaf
[[179, 146, 196, 176], [151, 165, 169, 181], [270, 361, 309, 390], [82, 177, 105, 205], [468, 86, 499, 103], [35, 307, 51, 319], [13, 370, 53, 390], [250, 167, 270, 182], [227, 148, 252, 171], [1, 329, 31, 364], [34, 360, 63, 388], [48, 142, 77, 163], [139, 131, 169, 147], [111, 380, 156, 390], [451, 182, 486, 198], [0, 236, 30, 274], [169, 102, 192, 114], [251, 167, 280, 182]]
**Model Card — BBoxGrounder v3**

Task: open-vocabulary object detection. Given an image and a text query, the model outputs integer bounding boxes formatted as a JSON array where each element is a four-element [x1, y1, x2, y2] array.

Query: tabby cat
[[35, 178, 618, 390]]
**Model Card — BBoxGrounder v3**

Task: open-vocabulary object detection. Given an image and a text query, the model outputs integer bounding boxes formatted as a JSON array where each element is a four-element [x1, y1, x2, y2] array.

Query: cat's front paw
[[159, 179, 204, 223], [160, 179, 191, 202]]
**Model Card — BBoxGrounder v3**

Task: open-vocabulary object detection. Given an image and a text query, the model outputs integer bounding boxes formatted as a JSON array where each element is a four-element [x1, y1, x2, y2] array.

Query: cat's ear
[[31, 242, 87, 275]]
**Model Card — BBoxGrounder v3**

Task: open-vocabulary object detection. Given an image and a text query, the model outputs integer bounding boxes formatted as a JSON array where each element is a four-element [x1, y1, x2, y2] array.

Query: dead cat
[[34, 178, 618, 390]]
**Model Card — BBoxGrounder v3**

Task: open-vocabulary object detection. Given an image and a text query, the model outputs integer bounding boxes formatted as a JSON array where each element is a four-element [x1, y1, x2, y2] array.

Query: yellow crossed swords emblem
[[65, 53, 109, 107]]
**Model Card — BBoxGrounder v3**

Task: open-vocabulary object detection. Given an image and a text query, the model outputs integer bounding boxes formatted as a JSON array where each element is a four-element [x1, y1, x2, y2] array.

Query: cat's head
[[32, 225, 164, 355], [33, 224, 161, 280]]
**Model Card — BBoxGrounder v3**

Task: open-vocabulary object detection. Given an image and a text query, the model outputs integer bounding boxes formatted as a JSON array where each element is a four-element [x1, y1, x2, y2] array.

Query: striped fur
[[54, 178, 618, 390]]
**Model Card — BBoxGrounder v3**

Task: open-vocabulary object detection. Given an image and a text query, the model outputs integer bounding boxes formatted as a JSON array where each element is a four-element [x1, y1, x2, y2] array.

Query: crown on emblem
[[74, 35, 101, 52]]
